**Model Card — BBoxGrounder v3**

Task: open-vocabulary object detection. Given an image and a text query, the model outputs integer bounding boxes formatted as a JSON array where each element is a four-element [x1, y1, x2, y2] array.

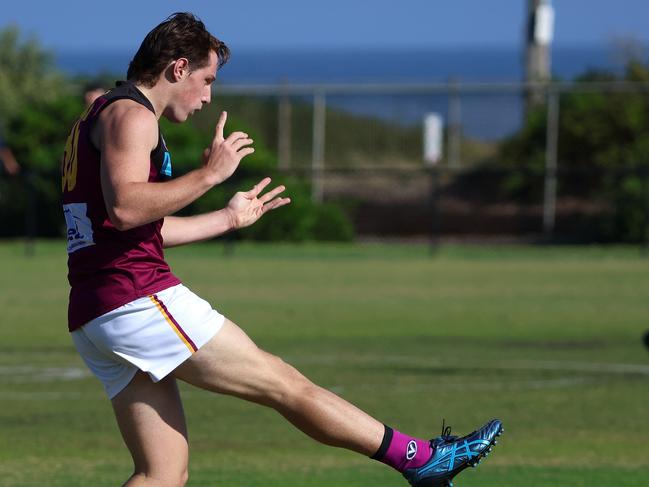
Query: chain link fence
[[3, 80, 649, 246], [213, 80, 649, 244]]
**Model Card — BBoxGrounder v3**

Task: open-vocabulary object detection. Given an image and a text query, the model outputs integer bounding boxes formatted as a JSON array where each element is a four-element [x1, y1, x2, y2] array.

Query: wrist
[[223, 207, 238, 231], [199, 166, 224, 187]]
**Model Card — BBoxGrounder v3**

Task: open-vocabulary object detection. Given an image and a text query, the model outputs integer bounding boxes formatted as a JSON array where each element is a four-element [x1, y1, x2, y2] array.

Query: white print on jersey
[[63, 203, 95, 254]]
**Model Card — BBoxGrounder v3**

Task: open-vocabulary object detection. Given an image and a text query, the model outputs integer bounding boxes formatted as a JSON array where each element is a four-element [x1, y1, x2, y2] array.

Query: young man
[[61, 12, 502, 487]]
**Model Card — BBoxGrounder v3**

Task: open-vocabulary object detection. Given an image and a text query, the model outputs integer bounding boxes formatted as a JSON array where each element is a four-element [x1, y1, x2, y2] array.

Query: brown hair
[[127, 12, 230, 87]]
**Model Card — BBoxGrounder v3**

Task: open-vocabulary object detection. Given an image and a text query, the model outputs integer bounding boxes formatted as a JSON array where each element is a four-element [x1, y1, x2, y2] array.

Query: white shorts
[[71, 284, 225, 399]]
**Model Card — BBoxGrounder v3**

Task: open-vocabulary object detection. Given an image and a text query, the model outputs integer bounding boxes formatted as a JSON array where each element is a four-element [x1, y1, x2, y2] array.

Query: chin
[[162, 107, 190, 123], [180, 111, 197, 122], [164, 114, 187, 124]]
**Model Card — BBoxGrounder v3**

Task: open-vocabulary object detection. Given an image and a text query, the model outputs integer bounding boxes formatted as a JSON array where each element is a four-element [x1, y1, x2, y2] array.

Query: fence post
[[311, 90, 326, 203], [642, 165, 649, 256], [447, 79, 462, 169], [429, 166, 440, 255], [278, 83, 292, 171], [543, 86, 560, 237], [24, 169, 36, 257]]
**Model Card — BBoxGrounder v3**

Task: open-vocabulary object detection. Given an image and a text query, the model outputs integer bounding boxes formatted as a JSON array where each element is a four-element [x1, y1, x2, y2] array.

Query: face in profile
[[166, 50, 218, 123]]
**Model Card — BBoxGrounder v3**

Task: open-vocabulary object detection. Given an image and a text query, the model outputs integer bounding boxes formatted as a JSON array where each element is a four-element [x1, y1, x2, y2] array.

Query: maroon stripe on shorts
[[151, 294, 198, 352]]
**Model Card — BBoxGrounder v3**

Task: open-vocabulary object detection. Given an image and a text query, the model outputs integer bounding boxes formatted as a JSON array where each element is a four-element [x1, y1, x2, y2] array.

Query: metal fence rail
[[3, 80, 649, 246], [213, 80, 649, 239]]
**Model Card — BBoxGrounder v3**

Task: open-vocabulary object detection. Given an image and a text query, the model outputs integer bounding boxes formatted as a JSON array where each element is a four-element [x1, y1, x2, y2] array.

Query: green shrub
[[494, 62, 649, 241], [201, 177, 355, 242], [4, 94, 83, 237], [606, 172, 649, 242], [312, 203, 354, 241], [2, 90, 354, 241]]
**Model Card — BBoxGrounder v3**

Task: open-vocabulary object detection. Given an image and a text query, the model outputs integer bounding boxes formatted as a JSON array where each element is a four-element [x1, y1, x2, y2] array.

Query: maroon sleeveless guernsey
[[62, 81, 181, 332]]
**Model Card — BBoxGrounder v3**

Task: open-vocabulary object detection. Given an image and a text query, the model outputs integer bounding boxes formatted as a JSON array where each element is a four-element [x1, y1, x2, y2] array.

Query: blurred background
[[2, 3, 649, 487], [2, 0, 649, 246]]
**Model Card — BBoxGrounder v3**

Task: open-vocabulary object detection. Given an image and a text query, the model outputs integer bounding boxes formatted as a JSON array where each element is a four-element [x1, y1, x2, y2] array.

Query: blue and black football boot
[[403, 419, 503, 487]]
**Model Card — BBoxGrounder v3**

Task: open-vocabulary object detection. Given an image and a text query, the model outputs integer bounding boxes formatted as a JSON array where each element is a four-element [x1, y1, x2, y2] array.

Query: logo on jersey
[[159, 134, 172, 177], [406, 440, 418, 460], [161, 151, 172, 177], [63, 203, 95, 254]]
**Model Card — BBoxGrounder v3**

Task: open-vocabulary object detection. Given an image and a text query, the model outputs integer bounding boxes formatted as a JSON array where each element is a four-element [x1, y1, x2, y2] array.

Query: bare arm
[[162, 177, 291, 247], [98, 103, 253, 230], [162, 211, 234, 248]]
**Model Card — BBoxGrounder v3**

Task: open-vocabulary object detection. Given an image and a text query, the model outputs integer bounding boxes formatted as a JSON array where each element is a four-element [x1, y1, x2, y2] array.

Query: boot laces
[[430, 419, 458, 447], [441, 418, 453, 438]]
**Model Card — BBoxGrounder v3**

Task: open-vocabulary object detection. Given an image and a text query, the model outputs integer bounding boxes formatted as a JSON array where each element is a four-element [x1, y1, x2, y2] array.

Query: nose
[[202, 86, 211, 105]]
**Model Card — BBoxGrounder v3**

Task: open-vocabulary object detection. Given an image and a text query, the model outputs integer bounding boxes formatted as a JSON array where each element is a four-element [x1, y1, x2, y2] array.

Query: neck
[[133, 82, 166, 120]]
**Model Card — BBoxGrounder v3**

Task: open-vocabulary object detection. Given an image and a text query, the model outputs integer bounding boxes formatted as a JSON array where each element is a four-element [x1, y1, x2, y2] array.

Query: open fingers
[[262, 196, 291, 213], [248, 177, 272, 197], [231, 137, 254, 151], [259, 184, 286, 204], [225, 131, 249, 144], [237, 147, 255, 159]]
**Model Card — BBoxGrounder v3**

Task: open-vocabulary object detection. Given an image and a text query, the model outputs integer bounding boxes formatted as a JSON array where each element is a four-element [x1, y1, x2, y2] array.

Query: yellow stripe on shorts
[[149, 294, 198, 353]]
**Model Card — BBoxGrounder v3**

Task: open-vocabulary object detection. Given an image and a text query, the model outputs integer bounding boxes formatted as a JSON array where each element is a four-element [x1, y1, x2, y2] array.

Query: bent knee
[[263, 354, 316, 405]]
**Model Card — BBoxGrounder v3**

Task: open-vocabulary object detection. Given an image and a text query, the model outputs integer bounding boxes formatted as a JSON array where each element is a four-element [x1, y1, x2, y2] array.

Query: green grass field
[[1, 240, 648, 486]]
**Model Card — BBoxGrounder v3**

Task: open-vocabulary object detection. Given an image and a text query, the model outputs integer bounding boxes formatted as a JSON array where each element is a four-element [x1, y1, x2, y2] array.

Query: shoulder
[[101, 98, 157, 133], [96, 99, 158, 151]]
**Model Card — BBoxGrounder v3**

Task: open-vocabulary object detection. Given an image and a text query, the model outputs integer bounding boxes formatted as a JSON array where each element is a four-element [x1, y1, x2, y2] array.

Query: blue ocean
[[56, 46, 636, 139]]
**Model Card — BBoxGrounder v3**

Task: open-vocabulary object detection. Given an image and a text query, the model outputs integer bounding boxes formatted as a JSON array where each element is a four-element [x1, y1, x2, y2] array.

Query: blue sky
[[2, 1, 648, 51]]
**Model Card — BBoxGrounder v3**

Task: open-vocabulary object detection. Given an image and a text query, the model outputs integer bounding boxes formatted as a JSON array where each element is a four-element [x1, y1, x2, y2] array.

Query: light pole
[[525, 0, 554, 112]]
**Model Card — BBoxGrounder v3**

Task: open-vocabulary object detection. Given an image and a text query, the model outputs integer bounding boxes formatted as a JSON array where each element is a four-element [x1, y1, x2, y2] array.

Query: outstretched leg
[[173, 319, 384, 456], [111, 371, 189, 487], [173, 319, 503, 486]]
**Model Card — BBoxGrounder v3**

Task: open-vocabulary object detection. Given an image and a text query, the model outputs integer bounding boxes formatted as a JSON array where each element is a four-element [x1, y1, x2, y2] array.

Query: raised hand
[[202, 111, 255, 184], [226, 177, 291, 230]]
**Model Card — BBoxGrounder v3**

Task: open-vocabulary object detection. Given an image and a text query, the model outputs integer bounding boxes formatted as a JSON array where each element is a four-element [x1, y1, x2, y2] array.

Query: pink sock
[[371, 426, 433, 472]]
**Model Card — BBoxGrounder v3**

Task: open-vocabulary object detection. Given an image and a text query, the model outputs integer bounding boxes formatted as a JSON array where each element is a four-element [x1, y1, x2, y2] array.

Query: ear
[[171, 58, 190, 81]]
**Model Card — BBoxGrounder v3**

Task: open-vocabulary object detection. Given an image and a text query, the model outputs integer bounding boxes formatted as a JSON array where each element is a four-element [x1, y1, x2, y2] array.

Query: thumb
[[202, 147, 211, 165]]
